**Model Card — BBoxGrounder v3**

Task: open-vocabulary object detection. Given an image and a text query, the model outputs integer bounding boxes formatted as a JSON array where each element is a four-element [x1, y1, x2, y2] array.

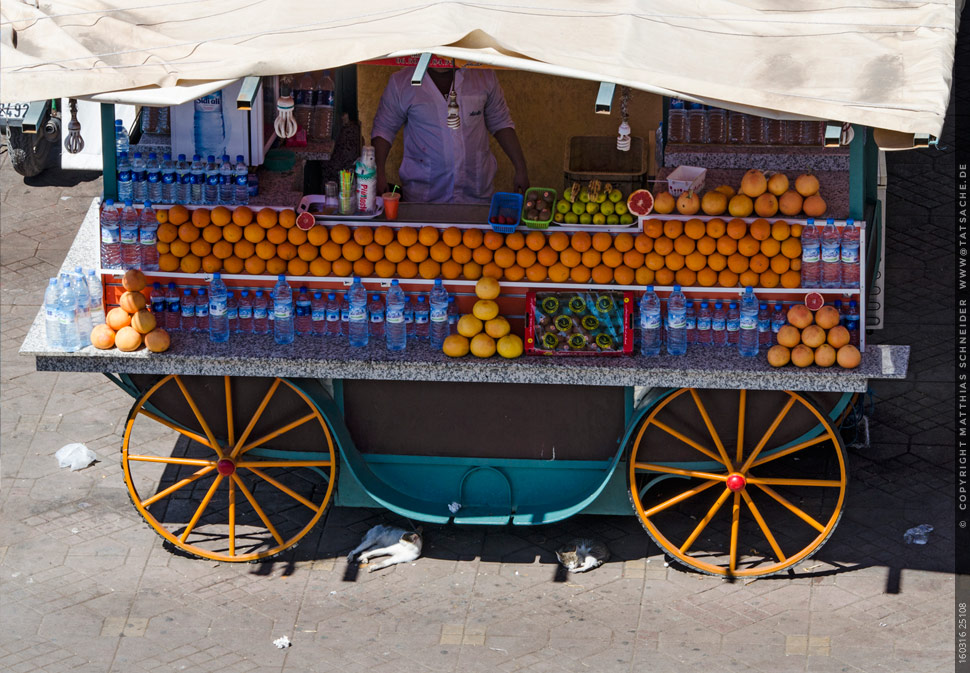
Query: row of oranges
[[153, 205, 803, 288]]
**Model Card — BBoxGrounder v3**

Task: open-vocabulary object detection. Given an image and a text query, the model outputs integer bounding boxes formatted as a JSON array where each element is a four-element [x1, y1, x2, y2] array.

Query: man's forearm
[[493, 127, 527, 172], [373, 136, 393, 192]]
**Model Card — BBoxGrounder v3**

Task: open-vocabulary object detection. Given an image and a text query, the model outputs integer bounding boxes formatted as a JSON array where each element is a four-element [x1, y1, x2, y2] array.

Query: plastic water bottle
[[234, 155, 249, 206], [311, 70, 336, 141], [159, 153, 176, 204], [639, 286, 662, 356], [821, 218, 842, 288], [120, 200, 141, 269], [771, 303, 786, 336], [841, 219, 860, 288], [195, 289, 209, 332], [846, 300, 860, 346], [758, 303, 771, 346], [45, 278, 61, 349], [253, 289, 269, 335], [368, 293, 385, 339], [712, 301, 727, 346], [194, 90, 226, 160], [404, 297, 415, 338], [429, 279, 450, 348], [272, 275, 294, 345], [447, 296, 459, 333], [414, 295, 429, 340], [116, 153, 133, 203], [218, 155, 234, 205], [695, 301, 712, 345], [295, 286, 312, 336], [348, 277, 369, 347], [180, 289, 195, 332], [86, 269, 105, 326], [226, 291, 238, 333], [726, 301, 740, 344], [667, 99, 686, 144], [140, 106, 156, 134], [685, 300, 696, 344], [72, 270, 92, 347], [203, 275, 226, 342], [204, 155, 219, 205], [157, 106, 170, 134], [174, 154, 190, 205], [150, 282, 166, 315], [56, 276, 81, 352], [311, 292, 326, 335], [146, 152, 162, 204], [739, 287, 759, 356], [237, 290, 252, 333], [131, 152, 147, 203], [665, 285, 687, 355], [326, 293, 341, 336], [383, 280, 406, 351], [114, 120, 129, 163], [800, 219, 820, 288], [686, 102, 708, 144], [100, 199, 121, 268], [139, 202, 159, 271], [190, 154, 205, 205], [294, 72, 314, 134], [161, 282, 178, 330]]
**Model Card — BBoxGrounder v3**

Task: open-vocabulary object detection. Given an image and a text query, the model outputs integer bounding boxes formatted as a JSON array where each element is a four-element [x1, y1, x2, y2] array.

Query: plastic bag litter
[[273, 635, 292, 649], [903, 524, 933, 545], [55, 443, 97, 471]]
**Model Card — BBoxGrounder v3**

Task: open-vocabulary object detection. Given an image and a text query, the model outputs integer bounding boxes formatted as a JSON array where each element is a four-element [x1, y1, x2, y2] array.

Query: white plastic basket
[[665, 165, 707, 196]]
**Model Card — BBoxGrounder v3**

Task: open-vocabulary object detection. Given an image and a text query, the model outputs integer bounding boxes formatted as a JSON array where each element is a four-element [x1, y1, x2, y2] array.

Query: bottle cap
[[353, 276, 361, 282], [163, 153, 171, 160], [647, 285, 654, 291], [144, 201, 152, 208], [198, 289, 206, 295], [213, 272, 221, 280], [104, 198, 114, 206], [391, 279, 399, 286], [178, 154, 186, 161], [278, 274, 286, 281], [673, 285, 681, 291], [149, 152, 157, 159], [193, 154, 201, 161]]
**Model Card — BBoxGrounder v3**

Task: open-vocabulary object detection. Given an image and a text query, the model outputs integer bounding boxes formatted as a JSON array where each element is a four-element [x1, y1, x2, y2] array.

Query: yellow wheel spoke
[[753, 483, 827, 533], [650, 420, 724, 464], [141, 466, 216, 507], [746, 477, 843, 488], [237, 460, 333, 468], [634, 462, 729, 482], [127, 455, 213, 467], [740, 395, 796, 472], [729, 492, 741, 574], [228, 476, 236, 557], [178, 474, 223, 543], [643, 480, 720, 518], [749, 434, 831, 468], [138, 409, 218, 451], [231, 474, 284, 545], [244, 467, 320, 512], [230, 379, 280, 459], [740, 489, 787, 562], [690, 389, 734, 469], [224, 376, 235, 448], [679, 487, 732, 554], [236, 413, 317, 456], [174, 375, 223, 458], [736, 389, 746, 464]]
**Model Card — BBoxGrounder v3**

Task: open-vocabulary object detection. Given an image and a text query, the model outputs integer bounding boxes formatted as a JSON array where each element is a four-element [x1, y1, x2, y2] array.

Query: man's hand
[[512, 167, 530, 194], [494, 127, 529, 194]]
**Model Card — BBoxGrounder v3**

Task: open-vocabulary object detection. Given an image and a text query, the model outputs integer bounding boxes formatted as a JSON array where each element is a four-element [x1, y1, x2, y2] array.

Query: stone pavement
[[0, 126, 959, 672]]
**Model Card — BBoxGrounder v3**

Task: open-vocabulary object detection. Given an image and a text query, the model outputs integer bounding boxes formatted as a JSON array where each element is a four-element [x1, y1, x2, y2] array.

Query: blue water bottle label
[[275, 304, 292, 319], [327, 309, 340, 322], [340, 308, 350, 321], [758, 318, 770, 332], [120, 228, 138, 245], [46, 307, 56, 320], [209, 298, 225, 316], [296, 303, 310, 317], [386, 308, 404, 324], [740, 315, 757, 330], [181, 304, 194, 318], [140, 229, 156, 245], [118, 169, 131, 183], [727, 318, 739, 332], [101, 226, 120, 244], [238, 306, 252, 319], [236, 174, 248, 187], [57, 308, 74, 325], [667, 313, 686, 329], [294, 89, 312, 107], [168, 299, 180, 313], [227, 306, 237, 320], [822, 245, 840, 263], [349, 307, 366, 321], [253, 306, 267, 319], [312, 307, 326, 321], [370, 312, 384, 323], [712, 318, 725, 331], [415, 313, 428, 324], [152, 299, 165, 313], [641, 310, 661, 329], [196, 303, 209, 318], [697, 316, 711, 330], [430, 307, 447, 323], [802, 244, 820, 263], [181, 173, 193, 185], [147, 172, 160, 185], [162, 172, 176, 186], [841, 248, 859, 263], [685, 316, 696, 330]]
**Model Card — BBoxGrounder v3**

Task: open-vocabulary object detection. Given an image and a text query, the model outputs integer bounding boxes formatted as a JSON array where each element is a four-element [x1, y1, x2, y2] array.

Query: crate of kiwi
[[525, 291, 633, 356]]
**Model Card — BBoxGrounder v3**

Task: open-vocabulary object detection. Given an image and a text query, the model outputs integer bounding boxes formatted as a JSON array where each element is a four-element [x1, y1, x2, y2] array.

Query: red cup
[[382, 192, 400, 220]]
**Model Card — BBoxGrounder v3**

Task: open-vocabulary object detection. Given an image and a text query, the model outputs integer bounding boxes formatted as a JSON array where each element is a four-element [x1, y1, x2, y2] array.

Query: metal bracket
[[20, 101, 48, 133], [235, 76, 261, 111], [411, 53, 432, 85], [595, 82, 616, 114]]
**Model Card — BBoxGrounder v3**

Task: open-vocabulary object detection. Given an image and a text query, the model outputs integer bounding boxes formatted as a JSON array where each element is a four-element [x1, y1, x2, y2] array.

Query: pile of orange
[[155, 206, 803, 288]]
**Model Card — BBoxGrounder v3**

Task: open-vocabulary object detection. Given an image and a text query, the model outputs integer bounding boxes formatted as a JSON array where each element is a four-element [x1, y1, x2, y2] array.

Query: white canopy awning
[[0, 1, 958, 136]]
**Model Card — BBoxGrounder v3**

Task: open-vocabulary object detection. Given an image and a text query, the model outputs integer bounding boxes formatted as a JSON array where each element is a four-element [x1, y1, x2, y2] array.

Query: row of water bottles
[[116, 149, 248, 207], [292, 70, 336, 141], [799, 218, 861, 289], [44, 268, 105, 352], [149, 282, 211, 334], [100, 200, 160, 270], [344, 277, 454, 351]]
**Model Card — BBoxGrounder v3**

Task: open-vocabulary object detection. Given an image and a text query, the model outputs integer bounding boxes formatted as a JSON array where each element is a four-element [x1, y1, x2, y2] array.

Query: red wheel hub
[[726, 473, 747, 492], [216, 459, 236, 476]]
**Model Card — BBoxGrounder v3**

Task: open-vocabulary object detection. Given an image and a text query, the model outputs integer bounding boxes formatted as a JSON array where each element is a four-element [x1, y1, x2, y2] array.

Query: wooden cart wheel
[[629, 388, 847, 577], [122, 375, 337, 562]]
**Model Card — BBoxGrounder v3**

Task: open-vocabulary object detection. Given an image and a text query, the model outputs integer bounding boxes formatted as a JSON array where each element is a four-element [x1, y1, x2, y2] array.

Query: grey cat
[[348, 524, 423, 572], [555, 538, 610, 572]]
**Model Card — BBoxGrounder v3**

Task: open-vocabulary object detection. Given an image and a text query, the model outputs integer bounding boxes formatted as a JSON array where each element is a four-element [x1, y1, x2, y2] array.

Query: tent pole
[[101, 104, 117, 201]]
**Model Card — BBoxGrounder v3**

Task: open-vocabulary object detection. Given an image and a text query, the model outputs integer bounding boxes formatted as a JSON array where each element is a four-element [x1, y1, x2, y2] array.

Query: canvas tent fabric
[[0, 0, 958, 136]]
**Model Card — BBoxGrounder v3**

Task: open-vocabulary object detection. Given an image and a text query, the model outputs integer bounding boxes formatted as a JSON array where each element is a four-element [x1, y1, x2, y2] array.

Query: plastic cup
[[382, 192, 400, 220], [339, 193, 355, 215]]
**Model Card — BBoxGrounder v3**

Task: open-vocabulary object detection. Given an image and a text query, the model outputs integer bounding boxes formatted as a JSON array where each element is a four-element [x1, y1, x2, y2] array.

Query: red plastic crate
[[525, 290, 633, 356]]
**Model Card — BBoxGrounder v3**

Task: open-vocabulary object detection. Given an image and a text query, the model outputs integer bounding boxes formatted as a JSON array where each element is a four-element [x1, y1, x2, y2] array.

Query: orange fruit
[[169, 239, 190, 257], [749, 218, 771, 241], [190, 239, 212, 258], [287, 227, 308, 246], [364, 242, 385, 263], [685, 251, 707, 272], [684, 219, 706, 240], [643, 219, 663, 238], [770, 255, 791, 274], [462, 228, 484, 249], [168, 204, 190, 225], [191, 208, 210, 228], [201, 224, 223, 244], [526, 264, 548, 282], [789, 223, 803, 238], [482, 262, 504, 281], [614, 233, 634, 253], [653, 236, 674, 256], [781, 270, 801, 288], [623, 250, 645, 268], [602, 249, 624, 269], [494, 247, 516, 268], [157, 222, 178, 243], [406, 243, 428, 263], [309, 258, 332, 276], [581, 249, 602, 268], [374, 225, 395, 246], [299, 242, 320, 262], [158, 253, 179, 272], [697, 267, 718, 287], [442, 226, 463, 247], [560, 248, 582, 268], [790, 258, 802, 271], [331, 224, 352, 244], [726, 219, 747, 240], [614, 265, 635, 285], [738, 236, 760, 257], [718, 269, 739, 287], [505, 231, 525, 251], [266, 225, 287, 244], [211, 206, 232, 226], [375, 259, 397, 278], [548, 231, 570, 251], [516, 248, 537, 268], [353, 226, 374, 246], [430, 241, 452, 263], [178, 223, 200, 242], [525, 231, 546, 251], [156, 241, 170, 255], [276, 241, 297, 260], [716, 236, 738, 256], [760, 269, 780, 288], [706, 218, 726, 239], [320, 241, 342, 261], [332, 259, 353, 277], [570, 232, 591, 252], [472, 246, 494, 265], [771, 221, 790, 241], [418, 226, 439, 247], [634, 234, 654, 254], [222, 223, 243, 243], [288, 258, 310, 276], [592, 232, 613, 252], [673, 236, 696, 256], [266, 257, 287, 275], [749, 253, 770, 273], [663, 220, 683, 239], [383, 241, 406, 263], [645, 252, 665, 271], [352, 258, 374, 277], [569, 265, 591, 283], [223, 256, 244, 274], [256, 208, 277, 228], [696, 236, 717, 256], [278, 209, 296, 229], [781, 238, 802, 259], [655, 268, 675, 285], [548, 263, 570, 283], [395, 260, 417, 278], [212, 240, 233, 259], [664, 252, 684, 271], [760, 238, 781, 257], [707, 252, 727, 272], [243, 223, 265, 244], [739, 270, 760, 288], [342, 241, 364, 262], [673, 268, 696, 287], [537, 246, 558, 267], [727, 253, 749, 274], [591, 265, 613, 284], [441, 259, 463, 279], [504, 265, 525, 282], [451, 244, 472, 264], [180, 254, 202, 273], [202, 255, 222, 274], [635, 267, 655, 285], [483, 231, 504, 250], [463, 261, 483, 280], [231, 206, 253, 226], [243, 256, 265, 275]]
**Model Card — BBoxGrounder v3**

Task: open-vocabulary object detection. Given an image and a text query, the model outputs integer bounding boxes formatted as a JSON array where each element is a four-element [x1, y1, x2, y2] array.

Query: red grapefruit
[[804, 291, 824, 311], [626, 189, 654, 217], [296, 211, 316, 231]]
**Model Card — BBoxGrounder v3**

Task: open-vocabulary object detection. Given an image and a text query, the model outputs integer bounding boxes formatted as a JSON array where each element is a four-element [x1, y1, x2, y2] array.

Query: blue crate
[[488, 192, 523, 233]]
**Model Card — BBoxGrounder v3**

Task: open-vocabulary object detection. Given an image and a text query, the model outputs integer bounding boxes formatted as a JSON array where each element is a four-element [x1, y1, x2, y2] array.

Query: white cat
[[347, 525, 422, 572], [555, 538, 610, 573]]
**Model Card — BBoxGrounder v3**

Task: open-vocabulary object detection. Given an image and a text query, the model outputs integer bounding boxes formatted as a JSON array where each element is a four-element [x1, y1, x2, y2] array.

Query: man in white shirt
[[371, 66, 529, 204]]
